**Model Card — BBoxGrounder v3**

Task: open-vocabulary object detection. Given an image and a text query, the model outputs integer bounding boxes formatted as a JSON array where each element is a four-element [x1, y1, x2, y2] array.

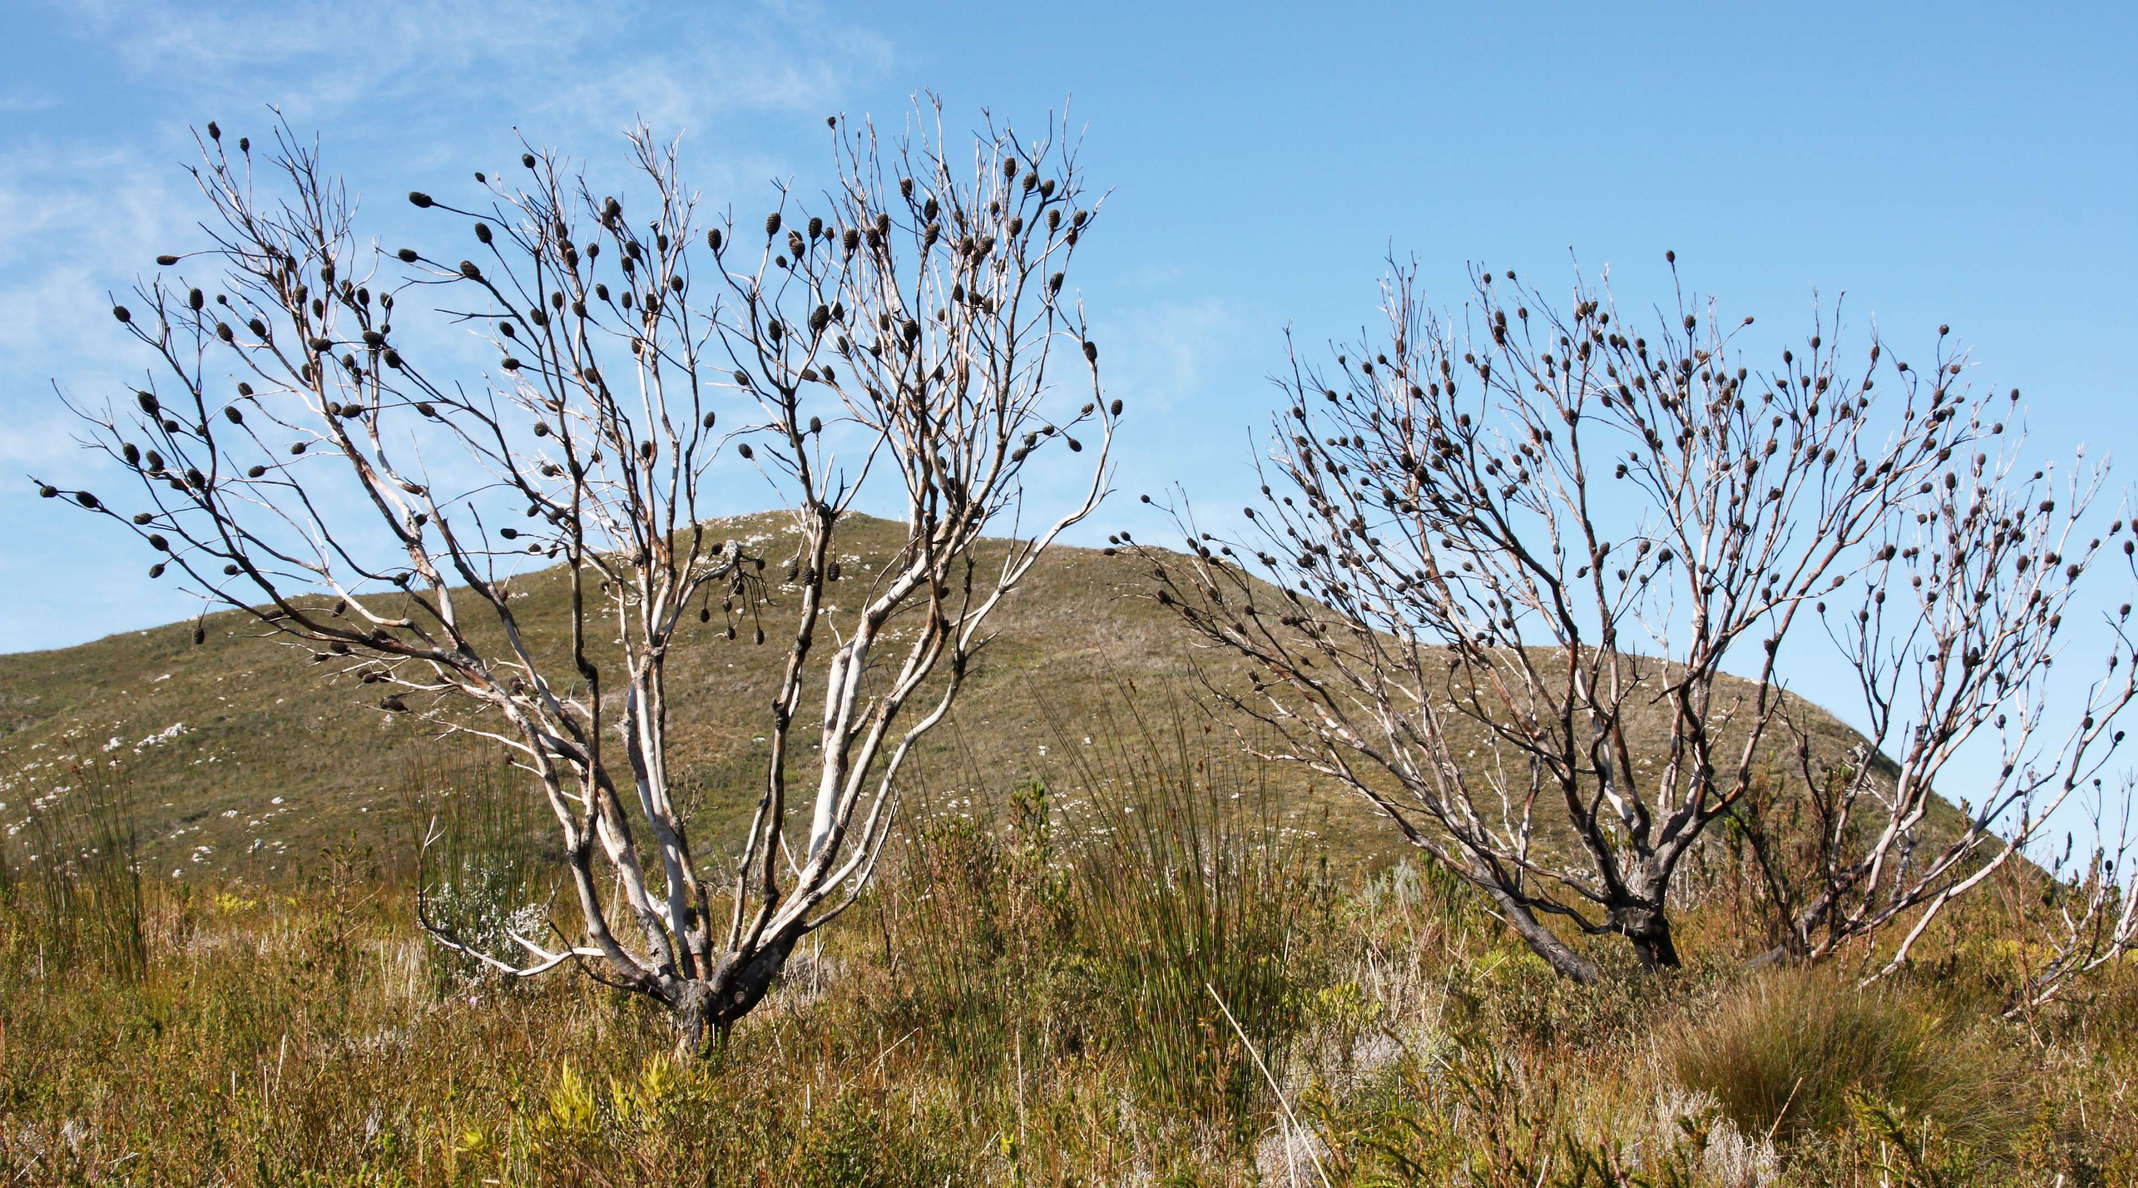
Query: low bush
[[1672, 966, 2030, 1153]]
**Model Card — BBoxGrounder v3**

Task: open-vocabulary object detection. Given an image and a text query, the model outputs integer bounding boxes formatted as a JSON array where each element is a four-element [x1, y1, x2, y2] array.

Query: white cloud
[[55, 0, 894, 140], [1093, 295, 1264, 414], [0, 138, 200, 447], [0, 87, 58, 115]]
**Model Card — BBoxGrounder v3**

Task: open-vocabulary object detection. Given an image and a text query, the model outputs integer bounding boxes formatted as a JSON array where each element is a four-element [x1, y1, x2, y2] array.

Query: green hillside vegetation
[[1, 510, 1902, 887]]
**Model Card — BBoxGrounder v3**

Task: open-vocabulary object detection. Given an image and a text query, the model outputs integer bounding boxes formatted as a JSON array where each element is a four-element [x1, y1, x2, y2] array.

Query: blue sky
[[3, 0, 2134, 781]]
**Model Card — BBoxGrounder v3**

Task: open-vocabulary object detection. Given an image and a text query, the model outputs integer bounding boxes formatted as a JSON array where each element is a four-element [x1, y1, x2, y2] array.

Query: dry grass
[[1671, 967, 2030, 1149], [4, 751, 2133, 1186]]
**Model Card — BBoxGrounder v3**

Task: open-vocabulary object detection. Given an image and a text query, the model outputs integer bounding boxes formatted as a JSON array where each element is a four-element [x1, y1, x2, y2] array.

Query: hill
[[0, 510, 1891, 883]]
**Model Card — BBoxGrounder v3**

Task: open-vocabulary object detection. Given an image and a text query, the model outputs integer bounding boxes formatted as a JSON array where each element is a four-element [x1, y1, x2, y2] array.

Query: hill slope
[[1, 511, 1889, 883]]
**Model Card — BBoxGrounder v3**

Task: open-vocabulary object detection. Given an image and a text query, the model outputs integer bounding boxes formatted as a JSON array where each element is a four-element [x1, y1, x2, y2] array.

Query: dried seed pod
[[409, 192, 434, 208], [156, 254, 180, 266], [764, 211, 781, 236]]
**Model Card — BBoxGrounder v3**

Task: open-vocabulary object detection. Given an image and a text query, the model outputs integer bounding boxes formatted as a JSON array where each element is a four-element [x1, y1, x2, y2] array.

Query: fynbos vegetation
[[11, 99, 2137, 1185]]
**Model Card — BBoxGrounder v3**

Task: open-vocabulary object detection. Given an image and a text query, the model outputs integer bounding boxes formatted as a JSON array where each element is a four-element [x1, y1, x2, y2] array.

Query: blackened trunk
[[1482, 880, 1601, 983], [670, 927, 803, 1057], [1618, 904, 1681, 971]]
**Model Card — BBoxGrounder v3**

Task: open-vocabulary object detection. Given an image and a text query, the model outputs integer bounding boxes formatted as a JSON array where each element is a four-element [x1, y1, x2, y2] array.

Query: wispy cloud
[[0, 86, 58, 114], [55, 0, 894, 141], [1094, 295, 1268, 414], [0, 138, 199, 454]]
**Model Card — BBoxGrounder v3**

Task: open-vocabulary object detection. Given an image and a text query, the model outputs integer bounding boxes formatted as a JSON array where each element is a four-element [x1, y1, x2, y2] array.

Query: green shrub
[[1061, 704, 1336, 1128], [1672, 966, 2028, 1152], [0, 759, 148, 983], [404, 758, 554, 992]]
